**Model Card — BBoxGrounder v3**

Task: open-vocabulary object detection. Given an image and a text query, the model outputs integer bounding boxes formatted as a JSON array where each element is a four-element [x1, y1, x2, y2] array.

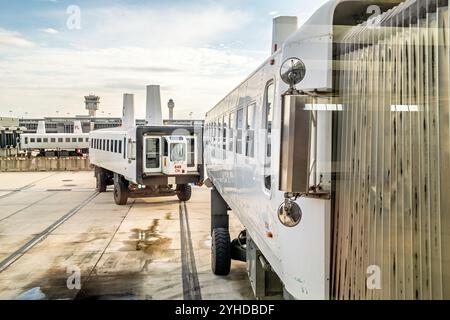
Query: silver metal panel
[[278, 95, 311, 193]]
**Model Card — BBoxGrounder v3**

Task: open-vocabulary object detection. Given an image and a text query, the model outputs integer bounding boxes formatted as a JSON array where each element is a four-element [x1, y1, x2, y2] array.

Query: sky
[[0, 0, 328, 120]]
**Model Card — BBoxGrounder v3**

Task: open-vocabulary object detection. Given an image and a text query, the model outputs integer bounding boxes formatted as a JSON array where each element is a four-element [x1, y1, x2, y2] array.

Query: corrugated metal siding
[[332, 0, 450, 299]]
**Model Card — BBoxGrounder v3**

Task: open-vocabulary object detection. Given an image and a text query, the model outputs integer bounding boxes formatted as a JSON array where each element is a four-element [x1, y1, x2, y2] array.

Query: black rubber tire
[[113, 178, 129, 205], [211, 228, 231, 276], [177, 184, 192, 202], [96, 169, 107, 193]]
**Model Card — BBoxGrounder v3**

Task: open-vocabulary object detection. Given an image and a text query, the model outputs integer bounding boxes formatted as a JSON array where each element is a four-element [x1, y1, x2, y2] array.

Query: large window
[[246, 103, 256, 158], [123, 138, 126, 159], [236, 108, 244, 154], [187, 137, 195, 168], [212, 123, 216, 148], [170, 143, 186, 162], [217, 118, 222, 150], [264, 81, 275, 190], [211, 122, 216, 158], [145, 138, 160, 169], [216, 119, 220, 149], [222, 115, 227, 159], [163, 139, 168, 157], [228, 112, 235, 152]]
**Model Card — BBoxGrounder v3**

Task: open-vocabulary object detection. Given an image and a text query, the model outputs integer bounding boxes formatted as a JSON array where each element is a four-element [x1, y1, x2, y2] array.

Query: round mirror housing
[[277, 200, 302, 227], [280, 57, 306, 90]]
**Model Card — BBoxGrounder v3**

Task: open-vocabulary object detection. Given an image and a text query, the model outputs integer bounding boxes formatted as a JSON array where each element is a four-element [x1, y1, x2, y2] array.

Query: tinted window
[[123, 138, 126, 158], [246, 103, 255, 158], [236, 108, 244, 154], [145, 138, 160, 168], [228, 112, 235, 152], [264, 82, 275, 190], [187, 138, 195, 167], [164, 139, 168, 157], [170, 143, 185, 161]]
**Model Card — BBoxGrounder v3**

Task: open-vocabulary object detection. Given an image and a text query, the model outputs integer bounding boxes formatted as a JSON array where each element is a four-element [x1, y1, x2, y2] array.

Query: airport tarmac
[[0, 171, 254, 300]]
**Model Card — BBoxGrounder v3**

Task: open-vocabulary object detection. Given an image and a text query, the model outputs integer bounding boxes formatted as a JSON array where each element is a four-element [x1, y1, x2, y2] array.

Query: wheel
[[176, 184, 192, 202], [96, 169, 107, 193], [114, 178, 129, 205], [211, 228, 231, 276]]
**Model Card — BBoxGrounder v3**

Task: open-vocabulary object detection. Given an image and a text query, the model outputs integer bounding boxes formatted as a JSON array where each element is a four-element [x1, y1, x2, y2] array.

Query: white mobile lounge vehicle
[[203, 0, 437, 300], [20, 120, 89, 157], [90, 85, 203, 205]]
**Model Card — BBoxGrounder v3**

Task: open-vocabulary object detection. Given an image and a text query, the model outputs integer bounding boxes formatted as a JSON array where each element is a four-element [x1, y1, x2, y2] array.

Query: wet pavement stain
[[121, 219, 173, 259], [75, 274, 154, 300], [18, 266, 78, 300], [20, 221, 177, 300]]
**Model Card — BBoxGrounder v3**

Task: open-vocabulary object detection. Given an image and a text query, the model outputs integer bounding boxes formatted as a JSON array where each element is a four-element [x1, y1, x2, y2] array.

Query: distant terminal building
[[18, 93, 202, 133], [0, 117, 26, 157], [18, 117, 203, 134], [18, 95, 202, 133], [19, 116, 121, 133]]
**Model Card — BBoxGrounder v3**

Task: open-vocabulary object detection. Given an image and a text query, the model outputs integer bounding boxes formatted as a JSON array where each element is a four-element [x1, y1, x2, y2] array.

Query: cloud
[[60, 4, 252, 48], [95, 66, 180, 73], [0, 28, 35, 50], [0, 4, 267, 119], [40, 28, 59, 35], [0, 45, 266, 118]]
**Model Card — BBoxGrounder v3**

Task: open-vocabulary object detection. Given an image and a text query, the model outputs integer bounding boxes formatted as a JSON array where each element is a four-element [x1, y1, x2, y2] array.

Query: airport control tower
[[168, 99, 174, 120], [85, 94, 100, 117]]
